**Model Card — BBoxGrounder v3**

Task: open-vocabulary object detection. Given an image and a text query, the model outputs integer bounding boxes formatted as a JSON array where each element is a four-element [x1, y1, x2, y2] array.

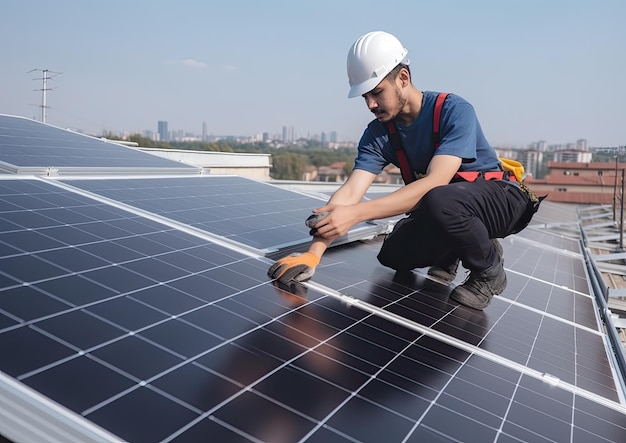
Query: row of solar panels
[[0, 114, 390, 256], [1, 114, 625, 442], [0, 114, 198, 175]]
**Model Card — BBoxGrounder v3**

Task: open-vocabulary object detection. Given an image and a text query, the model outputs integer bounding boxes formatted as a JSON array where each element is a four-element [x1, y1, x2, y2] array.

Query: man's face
[[362, 76, 406, 123]]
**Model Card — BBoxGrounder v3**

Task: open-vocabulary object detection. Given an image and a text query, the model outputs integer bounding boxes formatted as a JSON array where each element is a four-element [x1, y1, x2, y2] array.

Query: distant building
[[317, 162, 348, 182], [139, 147, 271, 180], [494, 147, 519, 161], [517, 150, 543, 179], [526, 161, 626, 204], [280, 126, 295, 143], [157, 121, 169, 142], [202, 121, 208, 141], [527, 141, 548, 152], [171, 129, 184, 141], [302, 165, 318, 182], [553, 150, 592, 163], [382, 164, 403, 185]]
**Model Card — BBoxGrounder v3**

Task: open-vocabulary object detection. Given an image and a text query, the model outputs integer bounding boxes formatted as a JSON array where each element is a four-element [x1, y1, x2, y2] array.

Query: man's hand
[[267, 252, 320, 283], [307, 205, 359, 240], [305, 212, 329, 235]]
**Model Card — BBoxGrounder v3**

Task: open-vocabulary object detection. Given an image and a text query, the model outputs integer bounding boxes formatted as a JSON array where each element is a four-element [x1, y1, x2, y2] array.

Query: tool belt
[[452, 169, 545, 234], [452, 170, 540, 204], [453, 171, 517, 183]]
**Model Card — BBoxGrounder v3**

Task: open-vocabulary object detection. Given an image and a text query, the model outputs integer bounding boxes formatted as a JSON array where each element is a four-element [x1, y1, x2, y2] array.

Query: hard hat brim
[[348, 77, 384, 98], [347, 55, 410, 98]]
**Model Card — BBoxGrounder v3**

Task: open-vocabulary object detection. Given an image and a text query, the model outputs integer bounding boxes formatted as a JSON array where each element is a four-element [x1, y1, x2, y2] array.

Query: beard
[[371, 86, 407, 123]]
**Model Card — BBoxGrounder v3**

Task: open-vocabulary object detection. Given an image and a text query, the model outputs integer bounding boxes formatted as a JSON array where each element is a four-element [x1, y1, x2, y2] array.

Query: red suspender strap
[[386, 121, 415, 184], [432, 92, 449, 149], [386, 93, 514, 185], [385, 92, 449, 185]]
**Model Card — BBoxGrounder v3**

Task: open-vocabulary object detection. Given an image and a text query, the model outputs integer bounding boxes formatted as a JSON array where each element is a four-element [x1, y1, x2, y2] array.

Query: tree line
[[109, 133, 356, 180]]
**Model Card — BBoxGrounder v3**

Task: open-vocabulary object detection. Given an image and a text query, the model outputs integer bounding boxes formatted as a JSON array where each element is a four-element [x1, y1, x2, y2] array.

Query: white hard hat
[[347, 31, 410, 98]]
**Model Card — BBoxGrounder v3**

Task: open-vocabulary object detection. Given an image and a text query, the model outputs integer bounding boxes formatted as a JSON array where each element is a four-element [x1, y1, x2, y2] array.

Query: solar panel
[[307, 238, 626, 441], [0, 115, 198, 175], [317, 238, 616, 382], [1, 176, 626, 443], [54, 175, 389, 256]]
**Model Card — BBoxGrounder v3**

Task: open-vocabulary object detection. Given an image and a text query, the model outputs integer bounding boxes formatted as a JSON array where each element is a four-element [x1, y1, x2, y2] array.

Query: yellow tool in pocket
[[499, 157, 526, 183]]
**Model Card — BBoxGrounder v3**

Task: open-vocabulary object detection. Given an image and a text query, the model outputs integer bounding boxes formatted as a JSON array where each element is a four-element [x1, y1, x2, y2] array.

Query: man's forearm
[[353, 179, 432, 220], [308, 236, 332, 257]]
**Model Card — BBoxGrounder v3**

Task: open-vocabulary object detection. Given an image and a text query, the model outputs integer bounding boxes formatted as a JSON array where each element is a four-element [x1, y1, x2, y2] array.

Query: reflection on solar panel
[[0, 115, 198, 175], [55, 175, 388, 256], [1, 176, 625, 442]]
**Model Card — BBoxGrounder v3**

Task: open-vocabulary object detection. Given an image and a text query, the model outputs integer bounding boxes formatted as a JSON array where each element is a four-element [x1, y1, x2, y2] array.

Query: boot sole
[[450, 274, 507, 310], [427, 268, 456, 282]]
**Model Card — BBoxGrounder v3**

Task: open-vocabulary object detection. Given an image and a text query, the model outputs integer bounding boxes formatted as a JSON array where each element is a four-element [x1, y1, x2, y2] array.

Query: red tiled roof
[[526, 175, 618, 185], [537, 191, 616, 204], [548, 161, 626, 170], [329, 161, 346, 169]]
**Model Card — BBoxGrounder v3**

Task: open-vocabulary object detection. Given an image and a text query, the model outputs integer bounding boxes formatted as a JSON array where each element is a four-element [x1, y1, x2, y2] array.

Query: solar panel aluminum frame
[[263, 220, 391, 260], [0, 162, 202, 177], [0, 371, 119, 443]]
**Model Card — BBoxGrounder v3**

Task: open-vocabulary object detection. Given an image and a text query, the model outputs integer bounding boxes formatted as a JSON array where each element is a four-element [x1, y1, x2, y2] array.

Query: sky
[[2, 0, 625, 147]]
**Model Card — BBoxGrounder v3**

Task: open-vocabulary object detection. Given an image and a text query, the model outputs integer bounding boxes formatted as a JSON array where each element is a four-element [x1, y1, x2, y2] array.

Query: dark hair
[[386, 63, 411, 82]]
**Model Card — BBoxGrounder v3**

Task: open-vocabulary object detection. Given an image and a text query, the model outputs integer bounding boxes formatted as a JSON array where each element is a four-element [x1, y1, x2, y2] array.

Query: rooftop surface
[[0, 115, 625, 443]]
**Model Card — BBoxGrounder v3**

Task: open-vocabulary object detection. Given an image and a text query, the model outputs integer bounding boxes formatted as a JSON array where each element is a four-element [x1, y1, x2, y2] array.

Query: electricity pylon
[[28, 69, 62, 123]]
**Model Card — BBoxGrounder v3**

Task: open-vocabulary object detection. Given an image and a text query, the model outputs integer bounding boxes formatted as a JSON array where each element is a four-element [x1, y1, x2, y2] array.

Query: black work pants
[[377, 179, 531, 273]]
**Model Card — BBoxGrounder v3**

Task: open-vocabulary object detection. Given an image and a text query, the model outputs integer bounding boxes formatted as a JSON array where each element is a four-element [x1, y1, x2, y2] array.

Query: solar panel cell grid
[[58, 175, 386, 255], [313, 238, 623, 403], [1, 174, 626, 442], [0, 115, 197, 172]]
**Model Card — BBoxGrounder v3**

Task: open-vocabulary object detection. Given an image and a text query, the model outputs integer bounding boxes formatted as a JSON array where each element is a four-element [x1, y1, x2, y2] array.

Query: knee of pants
[[377, 245, 407, 271], [417, 187, 451, 222]]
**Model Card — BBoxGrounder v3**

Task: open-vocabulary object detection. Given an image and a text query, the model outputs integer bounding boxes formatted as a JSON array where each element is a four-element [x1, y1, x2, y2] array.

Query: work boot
[[427, 259, 460, 282], [428, 239, 503, 283], [449, 240, 506, 310]]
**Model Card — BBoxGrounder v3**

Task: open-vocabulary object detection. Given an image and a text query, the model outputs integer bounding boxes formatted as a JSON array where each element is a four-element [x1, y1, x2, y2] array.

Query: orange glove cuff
[[277, 252, 320, 270], [268, 252, 321, 282]]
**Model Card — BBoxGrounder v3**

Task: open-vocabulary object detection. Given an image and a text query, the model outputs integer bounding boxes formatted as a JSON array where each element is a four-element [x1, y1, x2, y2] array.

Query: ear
[[397, 67, 411, 88]]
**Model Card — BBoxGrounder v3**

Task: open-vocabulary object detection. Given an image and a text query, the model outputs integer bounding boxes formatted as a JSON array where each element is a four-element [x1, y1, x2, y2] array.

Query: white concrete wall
[[139, 148, 271, 180]]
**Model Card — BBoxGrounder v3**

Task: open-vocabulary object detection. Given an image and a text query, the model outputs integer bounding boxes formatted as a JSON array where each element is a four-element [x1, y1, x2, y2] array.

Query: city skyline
[[2, 1, 625, 147], [107, 119, 604, 151]]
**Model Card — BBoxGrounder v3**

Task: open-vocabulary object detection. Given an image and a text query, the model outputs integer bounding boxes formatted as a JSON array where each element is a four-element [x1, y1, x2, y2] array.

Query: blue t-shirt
[[354, 91, 501, 176]]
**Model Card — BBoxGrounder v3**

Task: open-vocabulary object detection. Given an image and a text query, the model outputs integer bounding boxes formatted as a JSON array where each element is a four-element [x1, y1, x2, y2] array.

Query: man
[[268, 31, 537, 310]]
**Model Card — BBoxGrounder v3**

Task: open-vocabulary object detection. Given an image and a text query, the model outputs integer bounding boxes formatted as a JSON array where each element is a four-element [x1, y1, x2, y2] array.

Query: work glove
[[267, 252, 320, 283], [305, 212, 329, 236]]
